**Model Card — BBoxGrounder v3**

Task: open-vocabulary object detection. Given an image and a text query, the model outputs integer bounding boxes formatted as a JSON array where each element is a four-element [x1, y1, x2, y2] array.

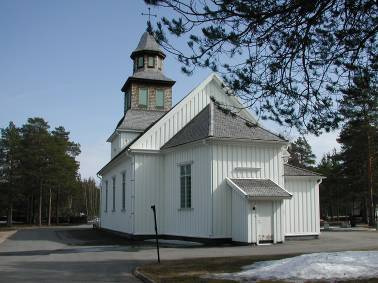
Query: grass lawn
[[137, 254, 378, 283]]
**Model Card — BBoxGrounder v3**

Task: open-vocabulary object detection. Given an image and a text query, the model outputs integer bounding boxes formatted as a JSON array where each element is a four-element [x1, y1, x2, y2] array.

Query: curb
[[133, 267, 156, 283]]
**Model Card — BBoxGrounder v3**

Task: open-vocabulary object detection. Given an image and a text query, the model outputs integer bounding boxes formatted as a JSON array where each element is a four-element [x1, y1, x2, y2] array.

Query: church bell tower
[[108, 31, 175, 159], [121, 31, 175, 113]]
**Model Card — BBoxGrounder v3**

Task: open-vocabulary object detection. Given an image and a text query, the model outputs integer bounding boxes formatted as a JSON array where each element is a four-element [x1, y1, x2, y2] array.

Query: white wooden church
[[98, 31, 324, 244]]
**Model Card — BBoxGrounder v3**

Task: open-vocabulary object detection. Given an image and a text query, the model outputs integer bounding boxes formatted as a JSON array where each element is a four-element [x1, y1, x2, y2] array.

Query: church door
[[256, 201, 274, 243]]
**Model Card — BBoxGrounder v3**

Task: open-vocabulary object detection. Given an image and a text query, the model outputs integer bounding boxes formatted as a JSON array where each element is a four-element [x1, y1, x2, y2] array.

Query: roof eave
[[121, 77, 176, 92]]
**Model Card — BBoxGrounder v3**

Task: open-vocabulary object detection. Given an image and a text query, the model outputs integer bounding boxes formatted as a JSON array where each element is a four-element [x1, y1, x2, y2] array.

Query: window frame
[[139, 88, 148, 107], [179, 163, 192, 209], [155, 89, 164, 108], [112, 176, 116, 212], [122, 171, 126, 211], [147, 56, 155, 68], [137, 56, 144, 68]]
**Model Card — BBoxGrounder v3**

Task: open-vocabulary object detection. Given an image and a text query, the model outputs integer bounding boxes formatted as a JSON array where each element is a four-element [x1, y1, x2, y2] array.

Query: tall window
[[155, 89, 164, 108], [137, 56, 144, 68], [124, 92, 129, 113], [139, 88, 148, 107], [180, 164, 192, 208], [148, 56, 155, 68], [122, 172, 126, 211], [105, 180, 108, 212], [112, 177, 116, 211]]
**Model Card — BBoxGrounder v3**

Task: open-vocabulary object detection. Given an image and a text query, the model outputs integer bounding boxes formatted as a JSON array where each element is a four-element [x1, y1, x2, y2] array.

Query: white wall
[[110, 131, 140, 159], [133, 153, 164, 235], [283, 177, 320, 236], [100, 156, 135, 234], [162, 144, 212, 238], [131, 75, 253, 151], [231, 189, 251, 242], [211, 142, 284, 238]]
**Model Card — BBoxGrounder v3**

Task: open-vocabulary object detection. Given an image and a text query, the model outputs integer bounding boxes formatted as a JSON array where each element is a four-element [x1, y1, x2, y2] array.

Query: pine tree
[[338, 68, 378, 226], [146, 0, 377, 134], [288, 137, 316, 169], [0, 122, 22, 226]]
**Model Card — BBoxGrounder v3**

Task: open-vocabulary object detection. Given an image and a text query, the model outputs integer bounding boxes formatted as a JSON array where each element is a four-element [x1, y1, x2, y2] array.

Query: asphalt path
[[0, 225, 377, 282], [0, 226, 145, 282]]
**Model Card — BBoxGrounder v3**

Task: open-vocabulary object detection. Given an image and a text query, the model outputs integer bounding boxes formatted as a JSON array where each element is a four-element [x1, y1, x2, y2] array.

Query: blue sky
[[0, 0, 339, 179]]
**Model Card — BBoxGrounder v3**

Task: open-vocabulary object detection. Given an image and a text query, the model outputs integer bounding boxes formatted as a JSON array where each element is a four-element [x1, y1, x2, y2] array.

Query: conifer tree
[[288, 137, 316, 169]]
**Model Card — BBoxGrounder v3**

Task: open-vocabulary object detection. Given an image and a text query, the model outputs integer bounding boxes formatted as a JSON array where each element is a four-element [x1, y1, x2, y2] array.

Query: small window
[[148, 56, 155, 67], [112, 177, 116, 211], [137, 57, 144, 68], [139, 88, 148, 107], [157, 58, 162, 70], [156, 89, 164, 107], [180, 164, 192, 208], [124, 92, 129, 113], [105, 180, 108, 212], [122, 172, 126, 211]]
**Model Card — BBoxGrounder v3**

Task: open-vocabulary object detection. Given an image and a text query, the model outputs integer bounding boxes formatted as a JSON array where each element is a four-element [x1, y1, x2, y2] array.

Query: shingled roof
[[284, 164, 323, 177], [227, 178, 292, 199], [161, 102, 286, 149], [130, 32, 165, 59], [117, 109, 166, 131]]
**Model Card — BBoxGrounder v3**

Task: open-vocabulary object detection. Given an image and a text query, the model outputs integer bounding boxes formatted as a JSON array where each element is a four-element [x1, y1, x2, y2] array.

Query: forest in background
[[0, 117, 99, 226], [288, 70, 378, 226]]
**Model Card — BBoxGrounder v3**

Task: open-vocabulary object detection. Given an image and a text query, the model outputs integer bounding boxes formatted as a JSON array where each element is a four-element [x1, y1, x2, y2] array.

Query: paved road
[[0, 226, 377, 282], [0, 226, 145, 282]]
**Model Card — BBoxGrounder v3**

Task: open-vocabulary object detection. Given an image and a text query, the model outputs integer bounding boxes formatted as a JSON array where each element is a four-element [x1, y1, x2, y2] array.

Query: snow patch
[[213, 251, 378, 281]]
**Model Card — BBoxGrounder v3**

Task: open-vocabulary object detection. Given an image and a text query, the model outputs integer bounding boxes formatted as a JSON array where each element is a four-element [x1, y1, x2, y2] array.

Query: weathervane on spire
[[141, 7, 157, 22]]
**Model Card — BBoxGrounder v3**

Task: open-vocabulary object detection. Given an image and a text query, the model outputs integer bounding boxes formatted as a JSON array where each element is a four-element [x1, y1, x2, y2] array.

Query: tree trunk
[[367, 132, 375, 227], [48, 188, 52, 226], [7, 204, 13, 227], [38, 181, 43, 226], [56, 187, 59, 225]]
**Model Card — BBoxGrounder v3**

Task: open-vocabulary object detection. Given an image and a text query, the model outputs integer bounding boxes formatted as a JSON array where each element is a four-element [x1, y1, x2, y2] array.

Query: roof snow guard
[[161, 102, 286, 149], [226, 178, 292, 200]]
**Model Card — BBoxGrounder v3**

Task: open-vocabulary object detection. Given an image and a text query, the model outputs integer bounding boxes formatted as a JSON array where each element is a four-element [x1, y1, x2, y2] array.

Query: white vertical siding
[[283, 177, 320, 236], [231, 190, 250, 242], [133, 154, 164, 235], [163, 144, 212, 238], [131, 75, 252, 151], [211, 142, 284, 238], [100, 156, 134, 234]]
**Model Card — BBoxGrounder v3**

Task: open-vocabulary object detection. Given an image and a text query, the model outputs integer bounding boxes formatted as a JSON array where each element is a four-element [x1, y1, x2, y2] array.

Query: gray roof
[[161, 102, 285, 149], [284, 164, 323, 177], [230, 178, 292, 198], [117, 109, 166, 131], [131, 69, 174, 82], [131, 32, 165, 58]]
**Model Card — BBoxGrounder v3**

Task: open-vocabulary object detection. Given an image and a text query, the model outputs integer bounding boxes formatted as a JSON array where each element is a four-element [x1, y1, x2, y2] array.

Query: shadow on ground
[[1, 259, 146, 282]]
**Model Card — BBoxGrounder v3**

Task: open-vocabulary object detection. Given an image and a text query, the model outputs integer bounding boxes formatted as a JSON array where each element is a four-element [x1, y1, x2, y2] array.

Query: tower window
[[139, 88, 148, 107], [148, 56, 155, 68], [137, 56, 144, 68], [156, 89, 164, 107], [124, 92, 130, 113]]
